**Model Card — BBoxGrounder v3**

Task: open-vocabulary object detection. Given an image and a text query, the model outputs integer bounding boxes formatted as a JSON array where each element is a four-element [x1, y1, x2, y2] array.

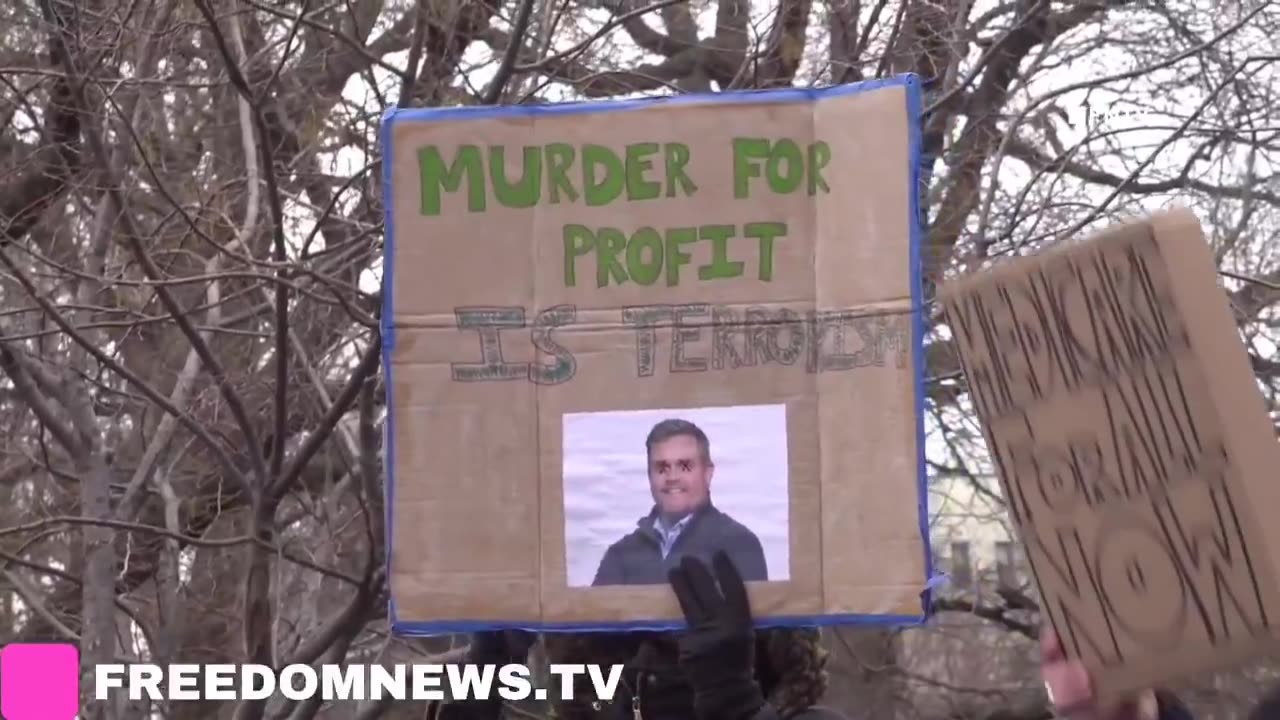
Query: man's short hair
[[645, 418, 712, 464]]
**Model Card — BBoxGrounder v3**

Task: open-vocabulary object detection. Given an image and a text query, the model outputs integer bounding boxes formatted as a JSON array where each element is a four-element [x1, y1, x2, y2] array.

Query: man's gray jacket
[[591, 503, 768, 586]]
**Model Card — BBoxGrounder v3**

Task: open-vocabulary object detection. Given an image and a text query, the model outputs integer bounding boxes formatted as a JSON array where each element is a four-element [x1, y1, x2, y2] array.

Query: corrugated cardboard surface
[[382, 77, 931, 630], [939, 208, 1280, 704]]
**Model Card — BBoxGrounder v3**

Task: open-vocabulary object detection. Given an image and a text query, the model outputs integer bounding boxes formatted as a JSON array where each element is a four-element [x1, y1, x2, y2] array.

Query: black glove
[[1154, 689, 1196, 720], [467, 630, 536, 665], [437, 631, 536, 720], [668, 551, 766, 720]]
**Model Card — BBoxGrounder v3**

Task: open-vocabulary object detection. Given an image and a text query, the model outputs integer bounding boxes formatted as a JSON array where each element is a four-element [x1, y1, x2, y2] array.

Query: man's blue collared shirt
[[653, 514, 692, 559]]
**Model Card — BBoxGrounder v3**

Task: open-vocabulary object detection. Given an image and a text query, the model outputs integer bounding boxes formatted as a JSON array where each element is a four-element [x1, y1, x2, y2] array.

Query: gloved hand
[[467, 630, 535, 665], [667, 551, 766, 720], [439, 631, 537, 720]]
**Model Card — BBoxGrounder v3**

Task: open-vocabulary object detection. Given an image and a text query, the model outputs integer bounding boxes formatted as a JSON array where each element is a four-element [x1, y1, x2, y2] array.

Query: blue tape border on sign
[[378, 73, 937, 637]]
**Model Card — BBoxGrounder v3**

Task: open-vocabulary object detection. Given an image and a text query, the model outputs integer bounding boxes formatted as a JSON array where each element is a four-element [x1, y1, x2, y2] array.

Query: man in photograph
[[591, 418, 769, 586]]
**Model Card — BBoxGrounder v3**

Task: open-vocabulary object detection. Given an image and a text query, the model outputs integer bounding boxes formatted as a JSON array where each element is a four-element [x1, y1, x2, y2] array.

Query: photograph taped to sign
[[563, 404, 791, 589], [379, 74, 934, 634], [938, 207, 1280, 705]]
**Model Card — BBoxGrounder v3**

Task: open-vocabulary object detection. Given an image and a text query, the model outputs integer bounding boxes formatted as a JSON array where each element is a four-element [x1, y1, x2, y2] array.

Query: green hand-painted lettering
[[808, 141, 831, 194], [665, 227, 697, 286], [731, 138, 832, 198], [583, 145, 625, 206], [765, 139, 803, 194], [625, 143, 661, 201], [421, 143, 702, 214], [563, 224, 594, 286], [546, 144, 578, 203], [744, 222, 787, 280], [489, 145, 541, 208], [563, 223, 787, 288], [732, 138, 770, 199], [626, 228, 664, 285], [664, 144, 697, 197], [698, 225, 743, 280], [596, 227, 628, 286], [419, 145, 485, 215]]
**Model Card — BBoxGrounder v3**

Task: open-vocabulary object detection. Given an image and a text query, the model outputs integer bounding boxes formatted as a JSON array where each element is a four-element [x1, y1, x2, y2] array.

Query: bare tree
[[2, 0, 1278, 718]]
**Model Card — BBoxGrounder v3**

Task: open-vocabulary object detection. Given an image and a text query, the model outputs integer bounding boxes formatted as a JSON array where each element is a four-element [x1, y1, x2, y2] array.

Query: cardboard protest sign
[[379, 75, 934, 633], [939, 208, 1280, 703]]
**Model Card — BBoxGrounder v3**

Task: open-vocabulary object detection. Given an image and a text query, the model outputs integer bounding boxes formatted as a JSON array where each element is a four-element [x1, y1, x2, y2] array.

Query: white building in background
[[892, 470, 1045, 720], [927, 472, 1026, 596]]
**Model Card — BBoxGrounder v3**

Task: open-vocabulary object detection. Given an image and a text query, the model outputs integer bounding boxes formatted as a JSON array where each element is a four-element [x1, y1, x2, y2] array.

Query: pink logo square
[[1, 643, 80, 720]]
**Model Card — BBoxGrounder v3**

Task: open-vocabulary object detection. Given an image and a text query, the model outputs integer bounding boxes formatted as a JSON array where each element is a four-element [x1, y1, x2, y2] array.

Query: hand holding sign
[[1041, 629, 1159, 720], [669, 551, 765, 720], [940, 208, 1280, 702], [382, 76, 933, 633]]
